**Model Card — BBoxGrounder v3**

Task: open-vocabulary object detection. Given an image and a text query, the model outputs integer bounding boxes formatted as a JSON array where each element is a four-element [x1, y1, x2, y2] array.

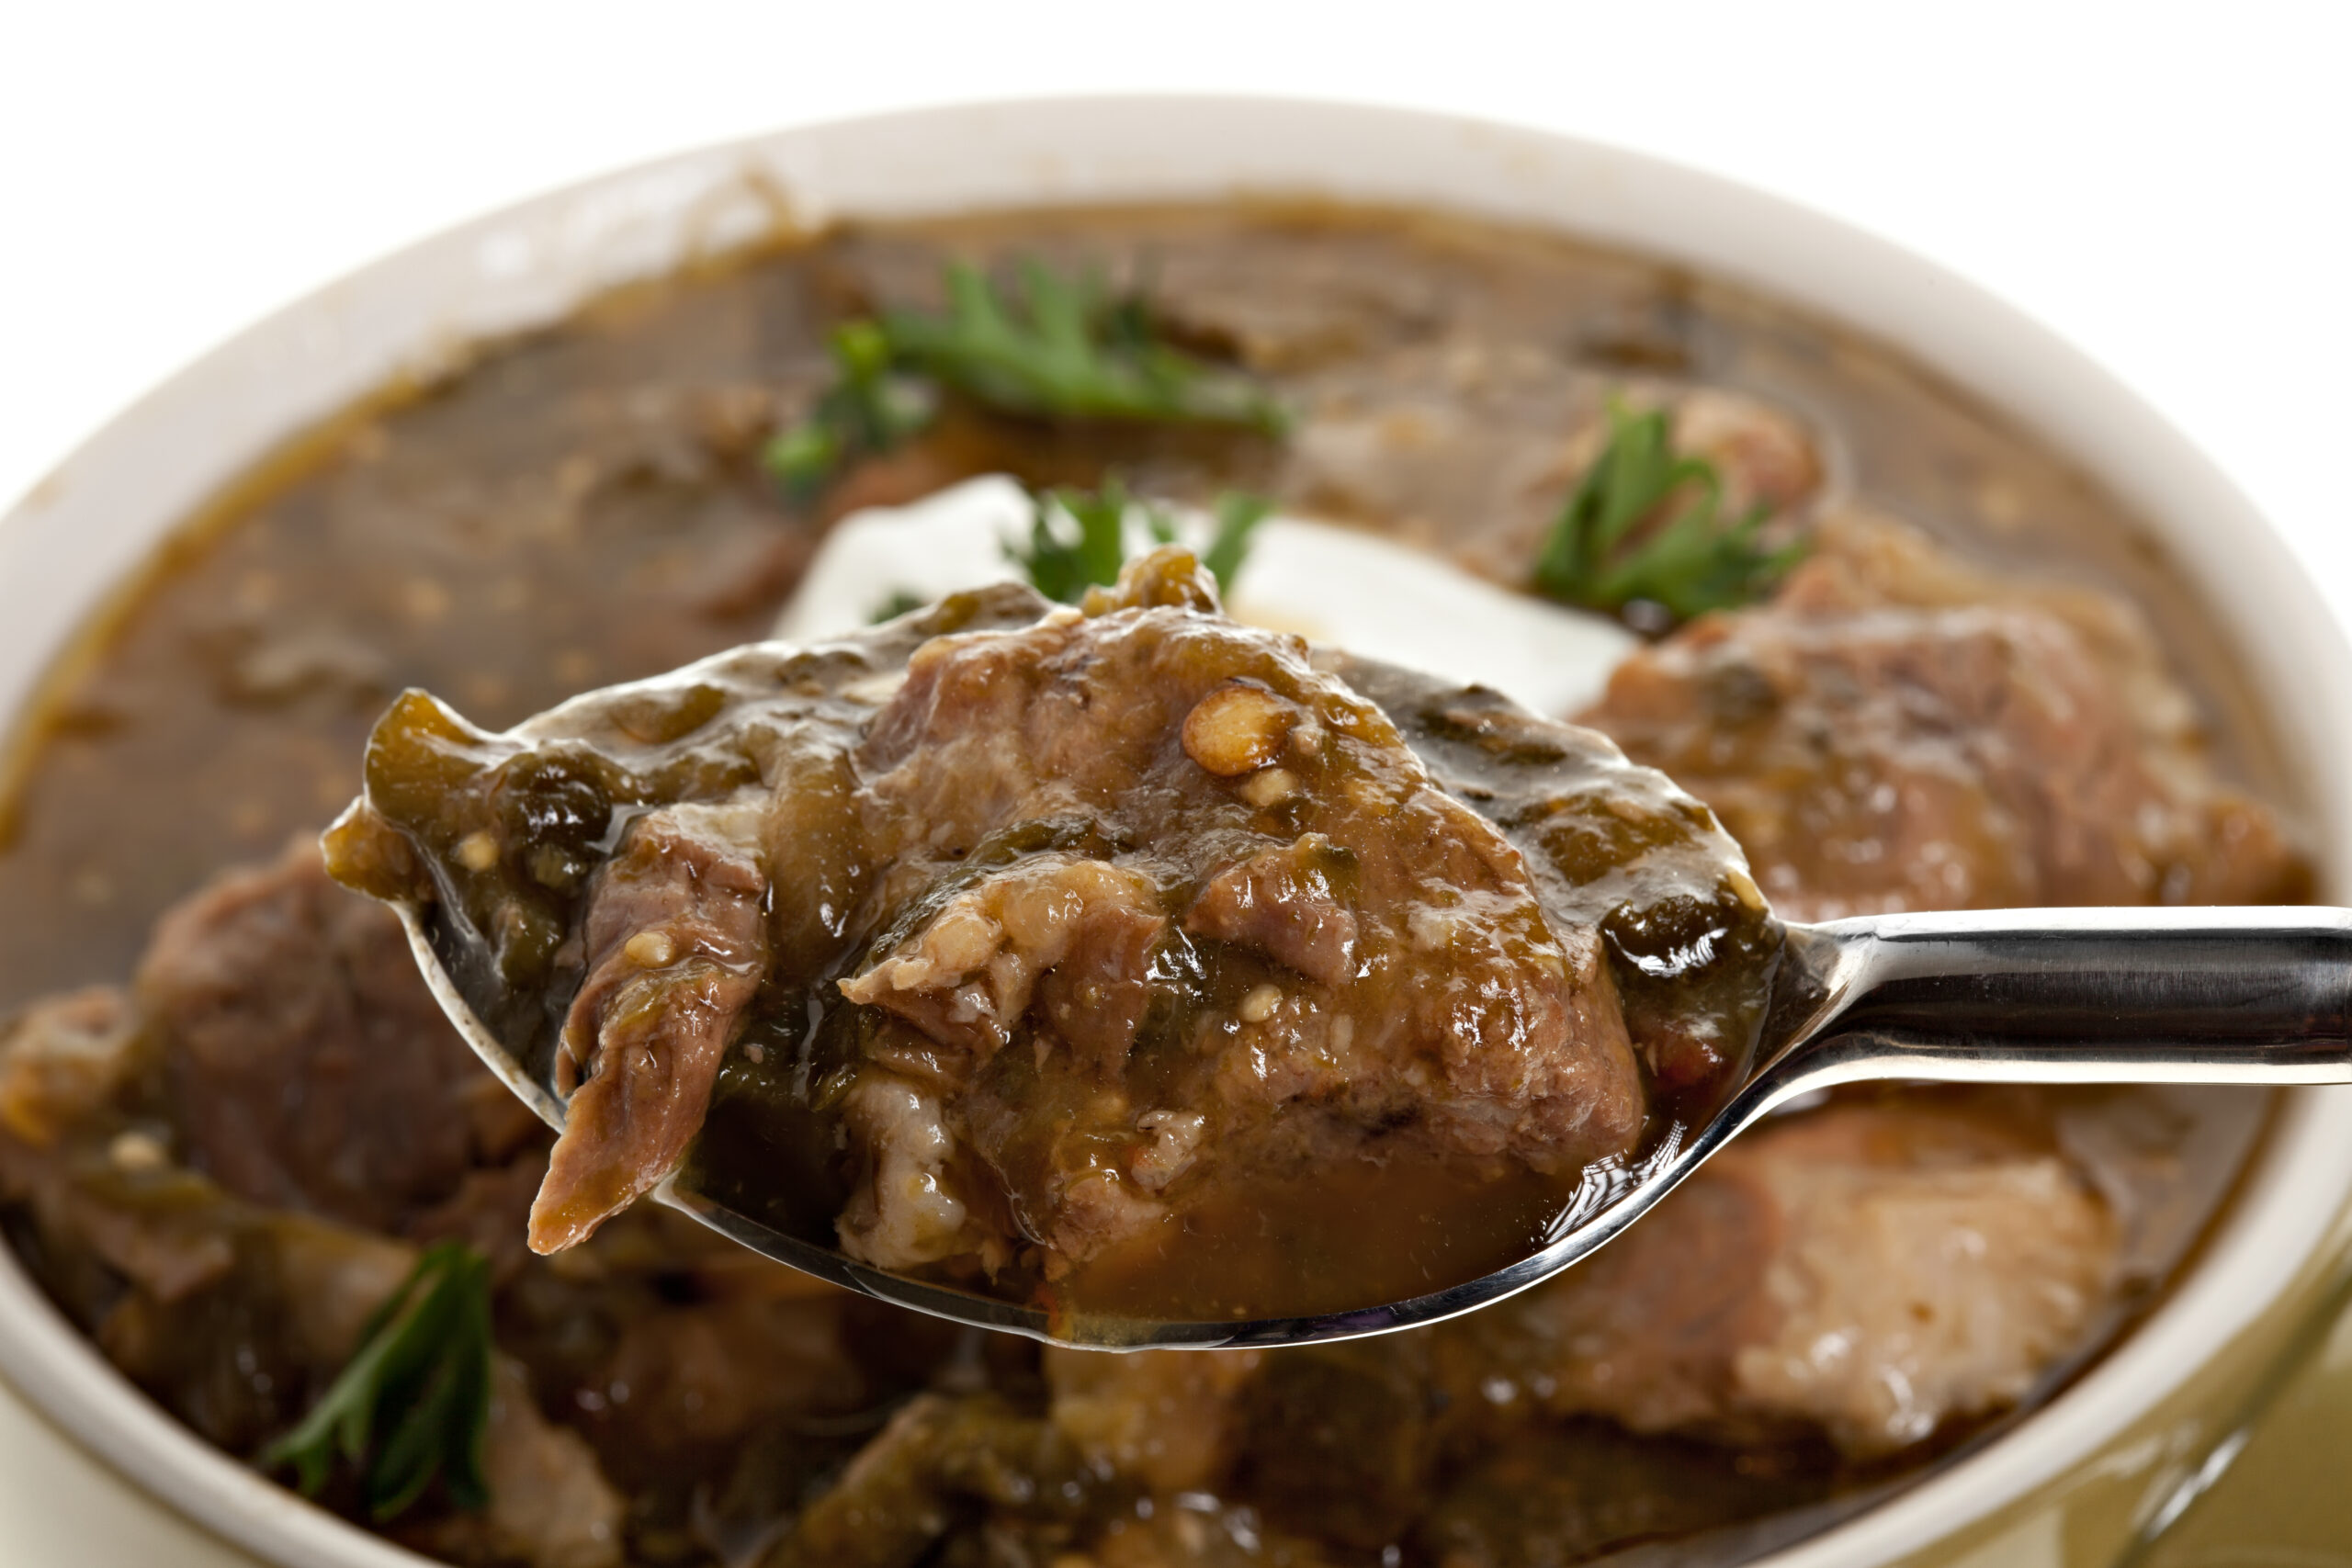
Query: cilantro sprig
[[1011, 482, 1270, 604], [258, 1242, 494, 1522], [1532, 401, 1805, 629], [764, 260, 1287, 497]]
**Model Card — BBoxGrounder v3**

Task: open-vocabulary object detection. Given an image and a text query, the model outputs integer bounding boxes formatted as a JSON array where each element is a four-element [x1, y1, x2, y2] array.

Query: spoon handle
[[1775, 907, 2352, 1087]]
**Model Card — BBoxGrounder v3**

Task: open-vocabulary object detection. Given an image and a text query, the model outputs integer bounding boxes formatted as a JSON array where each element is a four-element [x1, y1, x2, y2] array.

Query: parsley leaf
[[889, 261, 1287, 433], [1011, 479, 1149, 604], [763, 321, 938, 499], [1009, 482, 1271, 604], [1532, 401, 1805, 628], [763, 259, 1286, 496], [258, 1242, 494, 1522]]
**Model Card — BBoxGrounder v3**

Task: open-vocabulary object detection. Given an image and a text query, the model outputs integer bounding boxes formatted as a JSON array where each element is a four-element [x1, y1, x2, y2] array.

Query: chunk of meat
[[1279, 338, 1603, 576], [840, 854, 1166, 1066], [534, 800, 769, 1253], [834, 1072, 998, 1272], [0, 987, 142, 1149], [561, 1291, 869, 1485], [1147, 237, 1442, 375], [1185, 834, 1357, 985], [1479, 1101, 2120, 1457], [0, 1129, 419, 1454], [1582, 513, 2309, 920], [1669, 387, 1824, 521], [760, 1393, 1102, 1568], [1046, 1346, 1264, 1494], [408, 1355, 625, 1568], [825, 553, 1645, 1281], [135, 840, 500, 1233]]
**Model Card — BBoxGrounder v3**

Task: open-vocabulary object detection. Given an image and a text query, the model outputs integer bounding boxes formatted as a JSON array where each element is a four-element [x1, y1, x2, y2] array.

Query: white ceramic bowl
[[3, 96, 2349, 1568]]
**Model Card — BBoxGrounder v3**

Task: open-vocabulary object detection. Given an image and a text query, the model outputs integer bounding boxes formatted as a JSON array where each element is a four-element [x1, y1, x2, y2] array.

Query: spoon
[[391, 891, 2352, 1350]]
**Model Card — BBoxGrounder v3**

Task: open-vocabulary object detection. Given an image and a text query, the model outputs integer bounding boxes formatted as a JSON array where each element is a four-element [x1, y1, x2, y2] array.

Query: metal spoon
[[391, 893, 2352, 1350]]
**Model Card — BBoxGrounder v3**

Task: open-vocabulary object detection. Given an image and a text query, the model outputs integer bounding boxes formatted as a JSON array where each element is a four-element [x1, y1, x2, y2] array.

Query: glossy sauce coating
[[329, 550, 1778, 1320]]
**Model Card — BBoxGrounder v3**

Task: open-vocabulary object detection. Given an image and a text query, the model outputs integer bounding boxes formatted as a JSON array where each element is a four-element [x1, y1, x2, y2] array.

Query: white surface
[[1, 3, 2347, 626], [774, 476, 1639, 715], [0, 1389, 253, 1568]]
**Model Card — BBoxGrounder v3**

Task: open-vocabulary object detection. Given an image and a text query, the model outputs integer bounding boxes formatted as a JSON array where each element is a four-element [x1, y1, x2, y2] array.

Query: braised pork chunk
[[1583, 513, 2308, 921], [137, 839, 541, 1233]]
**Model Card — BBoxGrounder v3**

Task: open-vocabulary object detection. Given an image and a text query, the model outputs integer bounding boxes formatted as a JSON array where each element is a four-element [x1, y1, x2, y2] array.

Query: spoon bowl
[[392, 890, 2352, 1349]]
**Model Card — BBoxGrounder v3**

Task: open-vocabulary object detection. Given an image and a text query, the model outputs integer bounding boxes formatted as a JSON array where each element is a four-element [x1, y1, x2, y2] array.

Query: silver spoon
[[391, 895, 2352, 1350]]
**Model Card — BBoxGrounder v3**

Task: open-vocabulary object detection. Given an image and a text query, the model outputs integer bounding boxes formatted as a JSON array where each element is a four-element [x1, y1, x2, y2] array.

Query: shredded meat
[[1185, 835, 1358, 986], [839, 854, 1166, 1068], [534, 801, 769, 1253]]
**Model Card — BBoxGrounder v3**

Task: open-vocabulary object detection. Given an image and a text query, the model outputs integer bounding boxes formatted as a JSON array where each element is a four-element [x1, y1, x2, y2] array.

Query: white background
[[2, 2, 2347, 581], [0, 8, 2348, 1562]]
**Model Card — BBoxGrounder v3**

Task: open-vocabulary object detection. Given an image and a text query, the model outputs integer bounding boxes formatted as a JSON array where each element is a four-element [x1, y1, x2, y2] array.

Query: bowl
[[2, 95, 2348, 1568]]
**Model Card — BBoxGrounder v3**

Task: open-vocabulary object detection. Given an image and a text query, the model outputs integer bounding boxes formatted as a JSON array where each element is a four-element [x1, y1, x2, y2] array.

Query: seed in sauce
[[455, 830, 500, 872], [1238, 768, 1299, 808], [1182, 680, 1295, 775], [622, 931, 677, 967]]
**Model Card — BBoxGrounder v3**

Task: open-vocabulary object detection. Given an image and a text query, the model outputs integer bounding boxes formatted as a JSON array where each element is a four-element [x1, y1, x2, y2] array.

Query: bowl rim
[[3, 92, 2349, 1568]]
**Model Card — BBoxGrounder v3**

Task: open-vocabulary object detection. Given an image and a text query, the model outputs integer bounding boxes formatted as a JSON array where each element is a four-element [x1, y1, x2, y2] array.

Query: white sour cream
[[773, 475, 1636, 717]]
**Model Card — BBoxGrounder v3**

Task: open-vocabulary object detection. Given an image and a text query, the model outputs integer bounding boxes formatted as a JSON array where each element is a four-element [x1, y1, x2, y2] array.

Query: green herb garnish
[[1532, 401, 1804, 628], [1011, 480, 1147, 604], [763, 260, 1286, 496], [1200, 492, 1272, 594], [868, 588, 928, 624], [763, 320, 938, 497], [889, 261, 1286, 432], [1009, 482, 1270, 604], [258, 1242, 493, 1522]]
